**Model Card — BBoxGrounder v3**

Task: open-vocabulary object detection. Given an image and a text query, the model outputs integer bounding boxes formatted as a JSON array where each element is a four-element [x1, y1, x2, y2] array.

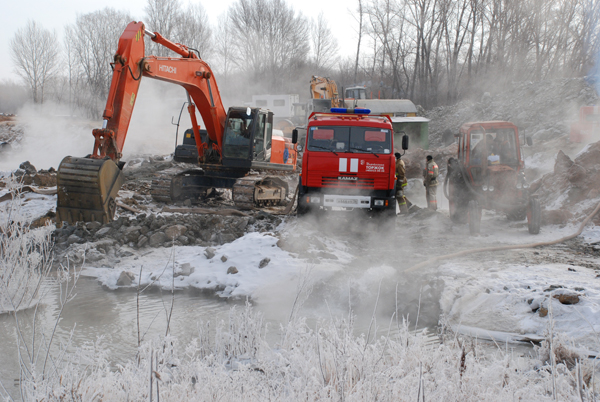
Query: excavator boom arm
[[92, 21, 226, 161]]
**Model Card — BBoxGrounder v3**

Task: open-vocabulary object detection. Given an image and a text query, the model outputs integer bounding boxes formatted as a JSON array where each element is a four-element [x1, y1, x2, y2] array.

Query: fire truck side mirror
[[292, 129, 298, 144], [526, 137, 533, 146], [402, 134, 409, 150]]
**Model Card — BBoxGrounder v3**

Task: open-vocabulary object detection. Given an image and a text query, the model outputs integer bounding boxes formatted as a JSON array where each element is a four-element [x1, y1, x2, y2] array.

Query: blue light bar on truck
[[330, 108, 371, 114]]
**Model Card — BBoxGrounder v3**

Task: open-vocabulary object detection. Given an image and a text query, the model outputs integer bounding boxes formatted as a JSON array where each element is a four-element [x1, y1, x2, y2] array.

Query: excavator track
[[150, 169, 208, 204], [56, 156, 124, 226], [150, 177, 172, 203], [232, 176, 289, 210]]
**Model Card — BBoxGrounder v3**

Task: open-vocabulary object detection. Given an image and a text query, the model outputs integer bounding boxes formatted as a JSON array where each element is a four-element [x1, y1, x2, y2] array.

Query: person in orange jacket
[[395, 152, 409, 214], [423, 155, 439, 210]]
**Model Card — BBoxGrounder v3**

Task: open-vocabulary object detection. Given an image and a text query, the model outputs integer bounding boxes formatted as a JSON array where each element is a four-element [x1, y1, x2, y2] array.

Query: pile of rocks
[[53, 211, 284, 263], [531, 140, 600, 224]]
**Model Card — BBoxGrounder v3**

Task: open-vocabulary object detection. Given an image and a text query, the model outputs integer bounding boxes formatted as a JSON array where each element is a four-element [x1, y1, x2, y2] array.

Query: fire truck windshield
[[307, 126, 392, 154]]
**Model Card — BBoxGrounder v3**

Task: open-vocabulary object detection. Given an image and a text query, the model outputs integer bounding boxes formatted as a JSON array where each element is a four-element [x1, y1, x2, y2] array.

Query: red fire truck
[[296, 108, 408, 216]]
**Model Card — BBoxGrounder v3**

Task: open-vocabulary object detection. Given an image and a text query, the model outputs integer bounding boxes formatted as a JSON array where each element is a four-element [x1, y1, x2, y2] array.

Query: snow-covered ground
[[82, 232, 343, 298]]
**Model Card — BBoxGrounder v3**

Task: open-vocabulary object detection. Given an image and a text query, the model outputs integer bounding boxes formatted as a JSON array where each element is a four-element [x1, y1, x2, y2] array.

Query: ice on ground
[[82, 232, 346, 299], [439, 259, 600, 351], [0, 190, 56, 222]]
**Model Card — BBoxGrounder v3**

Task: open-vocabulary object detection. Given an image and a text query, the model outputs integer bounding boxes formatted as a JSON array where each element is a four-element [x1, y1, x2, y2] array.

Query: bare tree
[[311, 12, 339, 71], [354, 0, 365, 83], [213, 13, 234, 77], [175, 3, 213, 59], [227, 0, 310, 93], [145, 0, 182, 57], [10, 20, 60, 104], [64, 8, 133, 117]]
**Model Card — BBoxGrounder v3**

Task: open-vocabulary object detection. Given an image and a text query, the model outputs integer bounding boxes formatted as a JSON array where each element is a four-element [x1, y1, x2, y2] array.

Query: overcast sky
[[0, 0, 360, 81]]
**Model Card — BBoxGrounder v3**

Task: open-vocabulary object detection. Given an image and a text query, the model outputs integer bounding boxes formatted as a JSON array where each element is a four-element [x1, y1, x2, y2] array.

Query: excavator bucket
[[56, 156, 124, 226]]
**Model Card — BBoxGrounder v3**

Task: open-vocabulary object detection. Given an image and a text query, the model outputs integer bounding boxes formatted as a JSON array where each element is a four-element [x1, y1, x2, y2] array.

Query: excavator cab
[[222, 107, 273, 168]]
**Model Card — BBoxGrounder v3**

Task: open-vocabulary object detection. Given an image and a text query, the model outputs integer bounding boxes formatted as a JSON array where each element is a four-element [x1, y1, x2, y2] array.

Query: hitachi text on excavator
[[56, 22, 298, 225]]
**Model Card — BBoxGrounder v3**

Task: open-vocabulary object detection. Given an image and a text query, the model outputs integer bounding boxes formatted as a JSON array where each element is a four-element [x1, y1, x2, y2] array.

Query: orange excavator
[[56, 22, 298, 225], [309, 76, 340, 107]]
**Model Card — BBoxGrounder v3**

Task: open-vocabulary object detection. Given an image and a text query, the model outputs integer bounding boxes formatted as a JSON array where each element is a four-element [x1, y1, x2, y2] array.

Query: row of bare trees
[[8, 0, 338, 116], [7, 0, 600, 115], [347, 0, 600, 107]]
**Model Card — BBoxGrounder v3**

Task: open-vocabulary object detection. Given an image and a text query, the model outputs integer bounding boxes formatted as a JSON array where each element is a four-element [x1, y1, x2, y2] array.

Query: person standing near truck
[[423, 155, 439, 210], [395, 152, 409, 214]]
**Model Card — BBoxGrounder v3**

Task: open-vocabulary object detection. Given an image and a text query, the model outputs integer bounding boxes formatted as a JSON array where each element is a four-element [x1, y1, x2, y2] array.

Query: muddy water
[[0, 278, 247, 399], [0, 276, 442, 398], [2, 206, 534, 399]]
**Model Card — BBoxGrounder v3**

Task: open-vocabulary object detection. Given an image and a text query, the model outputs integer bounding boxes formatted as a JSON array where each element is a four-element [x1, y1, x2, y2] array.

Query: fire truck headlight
[[482, 185, 488, 191], [523, 183, 530, 189], [374, 199, 384, 206], [310, 196, 321, 204], [488, 185, 494, 192]]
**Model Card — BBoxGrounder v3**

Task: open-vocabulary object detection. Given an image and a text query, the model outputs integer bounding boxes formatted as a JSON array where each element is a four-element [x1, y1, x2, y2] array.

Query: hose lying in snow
[[403, 200, 600, 273]]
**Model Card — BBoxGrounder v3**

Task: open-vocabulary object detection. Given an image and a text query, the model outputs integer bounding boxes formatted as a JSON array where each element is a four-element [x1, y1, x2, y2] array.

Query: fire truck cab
[[297, 108, 407, 216]]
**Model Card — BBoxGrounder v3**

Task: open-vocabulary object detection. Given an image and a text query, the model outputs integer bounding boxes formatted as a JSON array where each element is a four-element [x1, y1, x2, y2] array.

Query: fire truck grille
[[321, 177, 375, 188]]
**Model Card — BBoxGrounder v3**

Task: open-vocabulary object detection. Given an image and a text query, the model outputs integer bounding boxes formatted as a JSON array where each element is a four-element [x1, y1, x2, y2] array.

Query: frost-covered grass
[[0, 182, 53, 313], [11, 302, 598, 401]]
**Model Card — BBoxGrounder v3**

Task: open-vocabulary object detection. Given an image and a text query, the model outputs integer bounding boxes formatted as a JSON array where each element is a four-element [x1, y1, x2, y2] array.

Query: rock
[[19, 161, 37, 174], [257, 211, 273, 220], [227, 266, 238, 275], [220, 233, 236, 244], [67, 234, 82, 245], [117, 249, 134, 258], [539, 307, 548, 317], [177, 235, 189, 245], [116, 271, 136, 286], [567, 164, 586, 183], [236, 218, 249, 231], [124, 226, 142, 243], [137, 235, 148, 248], [175, 263, 194, 277], [554, 151, 573, 174], [554, 294, 580, 305], [93, 239, 116, 253], [258, 257, 270, 268], [85, 249, 105, 262], [221, 255, 228, 262], [96, 227, 112, 237], [86, 221, 102, 230], [165, 224, 187, 239], [205, 247, 216, 259], [149, 232, 168, 247], [183, 199, 192, 207]]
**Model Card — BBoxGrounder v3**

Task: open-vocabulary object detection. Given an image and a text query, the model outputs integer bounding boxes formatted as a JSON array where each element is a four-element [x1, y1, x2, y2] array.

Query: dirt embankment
[[424, 77, 599, 148]]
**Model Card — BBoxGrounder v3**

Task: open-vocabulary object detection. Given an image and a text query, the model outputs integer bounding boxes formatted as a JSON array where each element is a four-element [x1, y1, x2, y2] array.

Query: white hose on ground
[[404, 200, 600, 273]]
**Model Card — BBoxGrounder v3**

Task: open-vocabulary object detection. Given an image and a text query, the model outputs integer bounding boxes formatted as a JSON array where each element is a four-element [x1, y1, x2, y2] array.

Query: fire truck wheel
[[297, 202, 310, 216], [468, 200, 481, 236], [527, 197, 541, 234]]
